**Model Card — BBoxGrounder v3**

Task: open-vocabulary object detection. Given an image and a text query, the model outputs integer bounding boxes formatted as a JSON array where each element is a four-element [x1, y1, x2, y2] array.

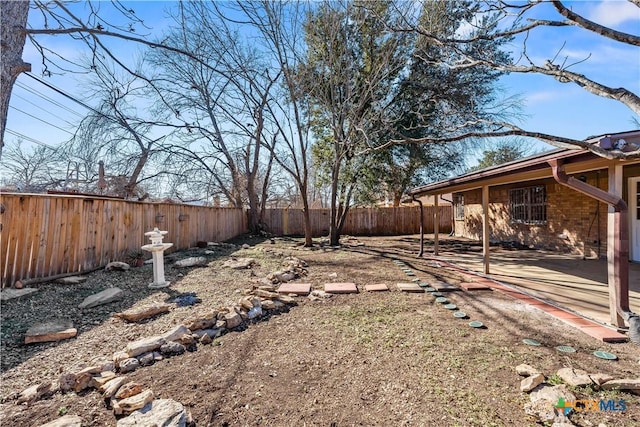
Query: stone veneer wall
[[454, 170, 610, 258]]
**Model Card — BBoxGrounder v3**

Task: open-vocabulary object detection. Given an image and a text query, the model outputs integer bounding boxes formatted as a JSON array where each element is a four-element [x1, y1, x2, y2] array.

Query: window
[[453, 194, 464, 220], [509, 186, 546, 224]]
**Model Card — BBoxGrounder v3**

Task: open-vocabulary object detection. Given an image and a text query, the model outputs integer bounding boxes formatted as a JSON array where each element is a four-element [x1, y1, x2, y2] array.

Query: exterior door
[[630, 177, 640, 262]]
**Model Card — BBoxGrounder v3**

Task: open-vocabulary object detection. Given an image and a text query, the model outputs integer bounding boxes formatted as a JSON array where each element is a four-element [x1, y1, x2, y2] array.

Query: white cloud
[[588, 1, 640, 27]]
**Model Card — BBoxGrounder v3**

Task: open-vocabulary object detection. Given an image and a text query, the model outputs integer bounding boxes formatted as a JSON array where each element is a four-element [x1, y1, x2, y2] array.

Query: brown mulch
[[1, 235, 639, 426]]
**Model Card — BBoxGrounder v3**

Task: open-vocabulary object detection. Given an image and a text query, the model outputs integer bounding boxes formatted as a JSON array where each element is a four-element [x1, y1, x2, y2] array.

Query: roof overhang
[[409, 131, 640, 196]]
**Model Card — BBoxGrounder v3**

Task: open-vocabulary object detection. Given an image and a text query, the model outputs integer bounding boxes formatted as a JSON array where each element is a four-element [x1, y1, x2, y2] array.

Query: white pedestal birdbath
[[141, 228, 173, 289]]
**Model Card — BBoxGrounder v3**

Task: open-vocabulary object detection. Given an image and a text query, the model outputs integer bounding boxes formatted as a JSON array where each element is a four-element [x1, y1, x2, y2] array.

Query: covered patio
[[408, 131, 640, 341], [424, 236, 640, 326]]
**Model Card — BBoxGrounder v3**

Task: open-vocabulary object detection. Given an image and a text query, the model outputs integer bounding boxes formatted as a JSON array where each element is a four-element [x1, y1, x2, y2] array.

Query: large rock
[[24, 319, 77, 344], [224, 311, 242, 329], [521, 374, 545, 393], [0, 287, 39, 301], [17, 382, 53, 404], [175, 257, 207, 268], [55, 276, 88, 285], [101, 376, 129, 399], [126, 336, 166, 358], [556, 367, 593, 387], [525, 385, 576, 422], [117, 303, 171, 322], [113, 389, 154, 415], [516, 364, 541, 377], [601, 378, 640, 392], [40, 415, 84, 427], [160, 341, 186, 357], [162, 325, 190, 342], [105, 262, 130, 271], [117, 399, 187, 427], [183, 311, 217, 331], [222, 257, 256, 270], [115, 382, 144, 399], [119, 358, 141, 374], [78, 287, 123, 309]]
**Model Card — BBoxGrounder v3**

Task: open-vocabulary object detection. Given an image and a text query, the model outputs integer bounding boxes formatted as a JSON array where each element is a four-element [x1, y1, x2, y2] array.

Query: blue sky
[[4, 0, 640, 155]]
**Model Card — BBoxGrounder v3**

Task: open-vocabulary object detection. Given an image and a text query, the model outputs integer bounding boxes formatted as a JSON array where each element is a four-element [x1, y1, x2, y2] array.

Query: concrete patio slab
[[397, 283, 424, 293], [277, 283, 312, 296], [365, 284, 389, 292], [458, 282, 491, 291], [325, 283, 358, 294]]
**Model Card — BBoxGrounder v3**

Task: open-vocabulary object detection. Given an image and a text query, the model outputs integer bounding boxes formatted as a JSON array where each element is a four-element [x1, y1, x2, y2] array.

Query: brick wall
[[454, 170, 609, 257]]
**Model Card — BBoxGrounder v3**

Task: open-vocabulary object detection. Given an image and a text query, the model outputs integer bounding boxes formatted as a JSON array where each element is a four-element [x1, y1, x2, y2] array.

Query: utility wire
[[24, 72, 159, 145], [5, 129, 57, 149], [15, 81, 85, 118], [9, 105, 75, 136], [12, 92, 79, 127]]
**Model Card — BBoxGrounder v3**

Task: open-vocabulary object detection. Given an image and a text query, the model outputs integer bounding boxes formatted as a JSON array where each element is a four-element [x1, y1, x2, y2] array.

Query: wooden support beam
[[434, 196, 439, 256], [482, 185, 490, 274], [608, 163, 625, 328]]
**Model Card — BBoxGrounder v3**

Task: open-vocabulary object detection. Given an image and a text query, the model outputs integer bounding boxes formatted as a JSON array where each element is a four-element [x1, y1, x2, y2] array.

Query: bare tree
[[150, 1, 279, 231], [0, 139, 64, 191], [387, 0, 640, 159], [0, 0, 240, 159]]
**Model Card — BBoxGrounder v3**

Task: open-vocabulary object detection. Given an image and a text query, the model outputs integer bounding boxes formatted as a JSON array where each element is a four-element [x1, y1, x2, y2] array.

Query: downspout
[[412, 194, 424, 257], [549, 159, 640, 343]]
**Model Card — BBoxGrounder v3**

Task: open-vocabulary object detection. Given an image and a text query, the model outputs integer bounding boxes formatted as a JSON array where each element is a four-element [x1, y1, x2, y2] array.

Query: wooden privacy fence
[[262, 206, 452, 237], [0, 193, 247, 287]]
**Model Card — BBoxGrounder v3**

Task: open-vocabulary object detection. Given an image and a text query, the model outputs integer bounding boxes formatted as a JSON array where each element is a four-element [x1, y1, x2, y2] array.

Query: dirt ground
[[1, 235, 639, 426]]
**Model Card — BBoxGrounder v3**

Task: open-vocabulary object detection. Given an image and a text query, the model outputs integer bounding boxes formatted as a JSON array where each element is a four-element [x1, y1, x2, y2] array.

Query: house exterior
[[408, 130, 640, 328]]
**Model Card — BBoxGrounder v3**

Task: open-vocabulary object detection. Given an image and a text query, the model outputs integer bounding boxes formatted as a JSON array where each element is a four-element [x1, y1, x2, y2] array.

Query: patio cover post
[[434, 195, 439, 256], [482, 185, 490, 274], [608, 163, 626, 328]]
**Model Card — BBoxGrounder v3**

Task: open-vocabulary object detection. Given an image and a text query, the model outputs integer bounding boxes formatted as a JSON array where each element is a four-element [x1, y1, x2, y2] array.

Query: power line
[[9, 105, 75, 136], [15, 81, 85, 118], [25, 72, 161, 145], [5, 129, 57, 149], [12, 92, 79, 127]]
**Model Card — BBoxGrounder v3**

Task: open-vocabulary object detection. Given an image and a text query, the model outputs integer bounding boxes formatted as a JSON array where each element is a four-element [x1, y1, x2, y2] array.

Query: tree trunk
[[328, 160, 341, 246], [0, 0, 31, 158], [301, 196, 313, 247], [393, 193, 402, 207]]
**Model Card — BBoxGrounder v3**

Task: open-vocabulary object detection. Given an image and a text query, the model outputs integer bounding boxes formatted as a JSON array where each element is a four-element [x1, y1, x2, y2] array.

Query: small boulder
[[25, 319, 77, 344], [557, 367, 593, 387], [162, 325, 190, 342], [126, 336, 166, 358], [224, 311, 242, 329], [116, 399, 187, 427], [55, 276, 88, 285], [17, 382, 53, 404], [137, 352, 155, 367], [114, 389, 154, 416], [115, 382, 144, 400], [175, 257, 207, 268], [525, 384, 576, 422], [105, 262, 130, 271], [601, 378, 640, 393], [119, 358, 140, 374], [160, 341, 186, 357], [521, 373, 545, 393], [117, 303, 171, 322], [78, 287, 123, 309], [516, 364, 541, 377], [222, 257, 256, 269]]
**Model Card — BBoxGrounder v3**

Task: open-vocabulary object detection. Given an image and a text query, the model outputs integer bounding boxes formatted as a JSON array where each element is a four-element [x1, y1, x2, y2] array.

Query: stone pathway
[[324, 282, 358, 294]]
